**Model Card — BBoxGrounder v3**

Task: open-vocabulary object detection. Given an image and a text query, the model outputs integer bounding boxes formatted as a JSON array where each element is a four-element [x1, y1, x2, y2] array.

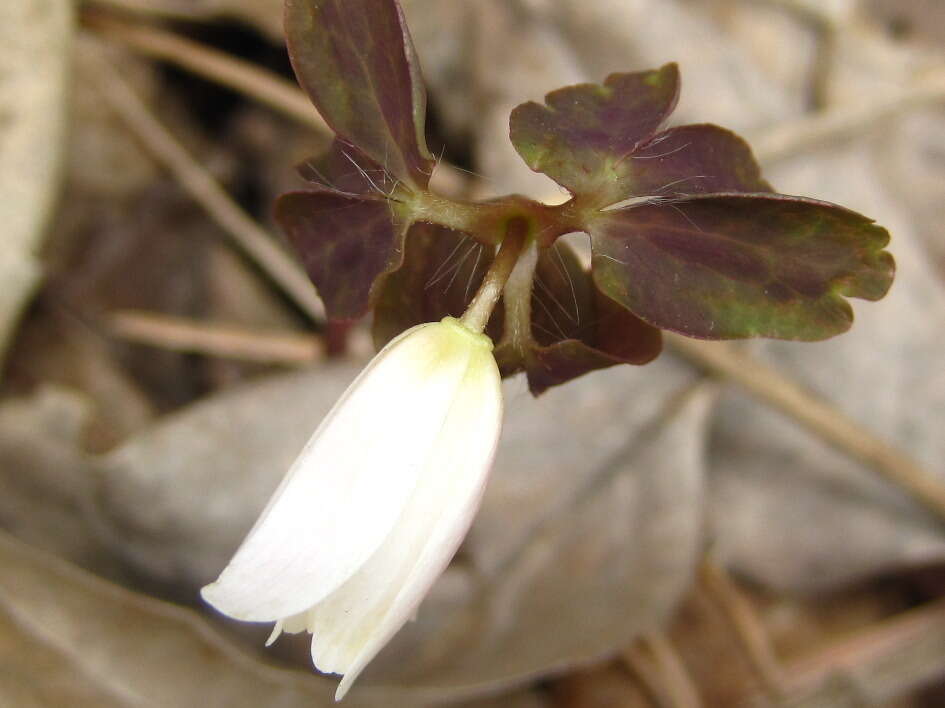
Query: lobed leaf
[[509, 64, 679, 206], [496, 242, 662, 394], [588, 194, 895, 340], [285, 0, 434, 190], [372, 233, 660, 393], [0, 528, 419, 706], [611, 124, 772, 199], [372, 222, 498, 347], [275, 189, 411, 320]]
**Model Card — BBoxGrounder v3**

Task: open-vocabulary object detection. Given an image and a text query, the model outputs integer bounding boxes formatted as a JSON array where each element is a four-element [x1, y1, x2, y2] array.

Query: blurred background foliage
[[2, 0, 945, 705]]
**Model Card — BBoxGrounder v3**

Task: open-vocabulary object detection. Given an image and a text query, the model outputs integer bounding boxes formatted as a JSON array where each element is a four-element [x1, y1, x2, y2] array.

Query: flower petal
[[201, 321, 491, 622], [299, 333, 502, 698]]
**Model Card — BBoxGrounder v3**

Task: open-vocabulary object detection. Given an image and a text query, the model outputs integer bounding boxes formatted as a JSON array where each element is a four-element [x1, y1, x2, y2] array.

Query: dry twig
[[767, 598, 945, 707], [83, 11, 329, 134], [84, 0, 208, 21], [698, 559, 787, 702], [667, 333, 945, 523], [623, 632, 704, 708], [754, 67, 945, 163], [84, 10, 945, 183], [84, 39, 326, 323], [83, 11, 468, 196], [109, 310, 322, 365]]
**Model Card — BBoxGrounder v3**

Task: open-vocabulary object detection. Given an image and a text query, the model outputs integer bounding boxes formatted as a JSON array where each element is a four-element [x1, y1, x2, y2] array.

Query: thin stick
[[84, 12, 468, 196], [623, 633, 704, 708], [460, 218, 527, 333], [698, 559, 787, 701], [84, 40, 326, 323], [89, 9, 945, 171], [84, 0, 208, 21], [774, 598, 945, 707], [83, 11, 329, 134], [85, 8, 945, 176], [748, 0, 845, 30], [754, 67, 945, 163], [109, 310, 322, 365], [666, 333, 945, 522]]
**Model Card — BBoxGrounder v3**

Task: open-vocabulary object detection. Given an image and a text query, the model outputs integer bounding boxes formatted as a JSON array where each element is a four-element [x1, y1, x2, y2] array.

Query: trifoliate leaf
[[588, 194, 894, 340], [606, 124, 772, 200], [275, 189, 411, 320], [496, 242, 662, 394], [285, 0, 434, 190], [509, 64, 679, 207], [372, 222, 498, 348], [297, 139, 402, 198]]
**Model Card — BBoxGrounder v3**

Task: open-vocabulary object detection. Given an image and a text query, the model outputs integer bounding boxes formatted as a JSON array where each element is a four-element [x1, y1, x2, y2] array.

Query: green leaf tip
[[589, 194, 894, 341], [278, 0, 896, 392]]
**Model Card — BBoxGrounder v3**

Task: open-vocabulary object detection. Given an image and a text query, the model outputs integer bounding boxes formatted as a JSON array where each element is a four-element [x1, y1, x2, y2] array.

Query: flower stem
[[460, 218, 528, 334], [499, 239, 538, 354]]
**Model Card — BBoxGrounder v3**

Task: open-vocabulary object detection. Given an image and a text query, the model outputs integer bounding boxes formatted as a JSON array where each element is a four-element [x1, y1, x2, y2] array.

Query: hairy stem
[[497, 239, 539, 357], [460, 218, 528, 333]]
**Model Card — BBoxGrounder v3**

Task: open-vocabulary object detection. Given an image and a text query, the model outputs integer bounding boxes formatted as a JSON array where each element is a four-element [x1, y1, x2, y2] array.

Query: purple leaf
[[297, 139, 401, 197], [285, 0, 434, 190], [275, 189, 410, 320], [372, 222, 498, 347], [589, 194, 895, 340], [616, 124, 772, 199], [510, 64, 679, 206], [496, 242, 662, 395]]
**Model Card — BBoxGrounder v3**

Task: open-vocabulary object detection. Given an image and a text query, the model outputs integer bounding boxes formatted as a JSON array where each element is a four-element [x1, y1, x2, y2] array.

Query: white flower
[[201, 317, 503, 700]]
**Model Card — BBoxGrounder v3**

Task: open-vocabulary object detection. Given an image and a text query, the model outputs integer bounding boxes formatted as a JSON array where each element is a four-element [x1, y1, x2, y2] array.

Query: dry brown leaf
[[363, 373, 713, 694], [551, 663, 650, 707], [709, 139, 945, 592], [0, 529, 447, 707], [95, 364, 359, 585], [0, 0, 72, 367], [0, 381, 148, 583], [881, 110, 945, 278], [88, 355, 710, 698], [0, 394, 553, 706], [68, 42, 160, 197], [0, 387, 111, 573], [863, 0, 945, 48], [706, 20, 945, 592]]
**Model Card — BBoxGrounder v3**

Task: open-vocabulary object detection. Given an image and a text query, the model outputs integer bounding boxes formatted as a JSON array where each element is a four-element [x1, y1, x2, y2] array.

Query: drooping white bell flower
[[201, 316, 503, 700]]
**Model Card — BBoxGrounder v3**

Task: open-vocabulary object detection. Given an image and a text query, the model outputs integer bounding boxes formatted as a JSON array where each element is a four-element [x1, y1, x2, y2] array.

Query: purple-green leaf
[[509, 64, 679, 206], [275, 189, 410, 320], [615, 124, 772, 199], [496, 242, 662, 395], [297, 139, 400, 197], [589, 194, 895, 340], [372, 222, 497, 347], [285, 0, 434, 190]]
